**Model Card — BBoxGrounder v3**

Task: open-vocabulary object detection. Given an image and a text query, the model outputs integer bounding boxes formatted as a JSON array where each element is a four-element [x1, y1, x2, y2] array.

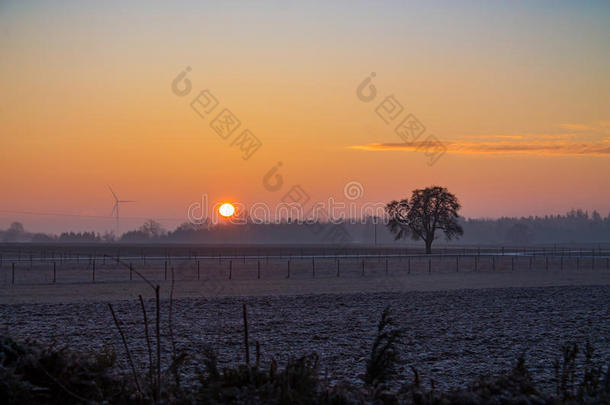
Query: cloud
[[559, 123, 594, 132], [349, 139, 610, 156], [350, 121, 610, 157], [559, 122, 610, 135]]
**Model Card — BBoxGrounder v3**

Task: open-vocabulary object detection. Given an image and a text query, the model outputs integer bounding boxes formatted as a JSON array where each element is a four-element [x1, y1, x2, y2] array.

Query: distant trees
[[139, 220, 165, 239], [506, 223, 533, 245], [386, 186, 463, 254], [3, 222, 26, 242], [120, 220, 166, 242], [2, 207, 610, 245], [58, 231, 99, 242]]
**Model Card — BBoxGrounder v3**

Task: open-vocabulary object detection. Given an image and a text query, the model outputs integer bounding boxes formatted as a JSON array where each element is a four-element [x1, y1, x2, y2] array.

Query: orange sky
[[1, 1, 609, 233]]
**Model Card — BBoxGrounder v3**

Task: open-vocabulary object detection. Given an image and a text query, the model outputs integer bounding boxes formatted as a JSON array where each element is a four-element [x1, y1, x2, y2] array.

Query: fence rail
[[1, 250, 609, 286]]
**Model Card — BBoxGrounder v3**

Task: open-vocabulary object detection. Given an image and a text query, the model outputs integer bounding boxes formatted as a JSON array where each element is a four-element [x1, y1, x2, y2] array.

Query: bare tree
[[139, 219, 166, 239], [385, 186, 463, 254]]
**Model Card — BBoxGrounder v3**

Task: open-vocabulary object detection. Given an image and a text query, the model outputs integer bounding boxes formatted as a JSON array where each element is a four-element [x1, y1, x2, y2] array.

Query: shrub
[[364, 305, 404, 388], [0, 334, 130, 404]]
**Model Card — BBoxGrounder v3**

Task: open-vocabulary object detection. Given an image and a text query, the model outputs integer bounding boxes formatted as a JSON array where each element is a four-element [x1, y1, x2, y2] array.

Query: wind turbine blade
[[111, 203, 117, 216], [108, 185, 118, 201], [119, 200, 136, 203]]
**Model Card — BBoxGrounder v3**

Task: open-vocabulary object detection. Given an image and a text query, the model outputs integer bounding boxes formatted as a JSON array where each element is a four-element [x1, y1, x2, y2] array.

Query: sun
[[219, 202, 235, 217]]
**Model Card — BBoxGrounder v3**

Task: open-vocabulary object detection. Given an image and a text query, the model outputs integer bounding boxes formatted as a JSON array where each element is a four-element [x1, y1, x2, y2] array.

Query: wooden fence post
[[197, 261, 200, 281], [258, 260, 261, 280], [53, 262, 56, 283], [229, 261, 232, 280], [12, 263, 15, 284], [243, 304, 249, 365]]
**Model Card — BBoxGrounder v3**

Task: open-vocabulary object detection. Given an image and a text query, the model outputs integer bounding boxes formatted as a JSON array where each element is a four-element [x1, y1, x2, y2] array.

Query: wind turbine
[[108, 186, 135, 235]]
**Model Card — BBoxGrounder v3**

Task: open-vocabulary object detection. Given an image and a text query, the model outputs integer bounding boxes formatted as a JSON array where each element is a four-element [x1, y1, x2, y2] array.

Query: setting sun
[[218, 203, 235, 218]]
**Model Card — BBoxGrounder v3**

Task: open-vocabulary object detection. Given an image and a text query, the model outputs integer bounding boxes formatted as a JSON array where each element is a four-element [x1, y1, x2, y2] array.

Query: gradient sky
[[1, 0, 609, 233]]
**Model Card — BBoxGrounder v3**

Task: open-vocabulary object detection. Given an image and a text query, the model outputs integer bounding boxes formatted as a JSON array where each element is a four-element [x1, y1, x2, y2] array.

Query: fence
[[1, 248, 609, 286]]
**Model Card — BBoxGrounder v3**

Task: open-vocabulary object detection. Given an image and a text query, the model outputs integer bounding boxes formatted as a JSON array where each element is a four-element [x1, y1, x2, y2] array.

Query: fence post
[[385, 258, 388, 275], [53, 262, 56, 283], [591, 250, 594, 270], [197, 260, 200, 281], [229, 261, 232, 280], [164, 261, 168, 281], [12, 263, 15, 284], [361, 259, 365, 276], [408, 257, 411, 274], [92, 259, 96, 282], [456, 256, 459, 272], [243, 304, 250, 365], [428, 258, 431, 274], [312, 258, 315, 278], [258, 260, 261, 280], [511, 256, 514, 271]]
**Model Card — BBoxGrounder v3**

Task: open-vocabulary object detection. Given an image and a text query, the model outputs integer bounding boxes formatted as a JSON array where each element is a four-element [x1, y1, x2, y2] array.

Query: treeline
[[2, 209, 610, 245]]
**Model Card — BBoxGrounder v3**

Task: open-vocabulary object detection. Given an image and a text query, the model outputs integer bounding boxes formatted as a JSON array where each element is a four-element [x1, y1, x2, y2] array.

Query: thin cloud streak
[[349, 139, 610, 156]]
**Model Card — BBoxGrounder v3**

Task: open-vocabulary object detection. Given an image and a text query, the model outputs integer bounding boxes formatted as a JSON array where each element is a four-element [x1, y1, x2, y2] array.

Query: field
[[1, 243, 609, 395]]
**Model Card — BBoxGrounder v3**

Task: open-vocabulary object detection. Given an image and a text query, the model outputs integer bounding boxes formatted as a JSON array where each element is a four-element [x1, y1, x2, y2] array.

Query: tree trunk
[[425, 239, 433, 254]]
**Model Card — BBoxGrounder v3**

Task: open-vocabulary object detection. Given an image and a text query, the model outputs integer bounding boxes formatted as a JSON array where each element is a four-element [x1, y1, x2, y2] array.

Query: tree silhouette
[[385, 186, 463, 254]]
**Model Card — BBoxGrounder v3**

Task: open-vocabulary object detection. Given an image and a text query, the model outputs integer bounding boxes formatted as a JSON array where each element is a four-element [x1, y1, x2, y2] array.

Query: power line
[[0, 209, 184, 222]]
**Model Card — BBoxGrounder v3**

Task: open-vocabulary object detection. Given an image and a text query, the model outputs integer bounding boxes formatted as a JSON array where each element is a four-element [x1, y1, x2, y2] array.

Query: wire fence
[[1, 247, 609, 286]]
